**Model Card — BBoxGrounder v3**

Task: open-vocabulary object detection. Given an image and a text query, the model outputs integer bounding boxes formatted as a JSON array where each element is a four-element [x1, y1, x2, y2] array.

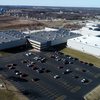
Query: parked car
[[81, 78, 89, 83], [54, 75, 60, 79], [31, 78, 40, 82], [62, 69, 72, 74]]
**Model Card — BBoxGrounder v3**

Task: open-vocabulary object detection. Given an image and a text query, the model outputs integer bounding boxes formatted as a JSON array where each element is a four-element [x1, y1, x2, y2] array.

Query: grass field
[[0, 90, 18, 100], [0, 51, 10, 57], [61, 48, 100, 68], [0, 75, 28, 100], [84, 85, 100, 100], [39, 20, 67, 28]]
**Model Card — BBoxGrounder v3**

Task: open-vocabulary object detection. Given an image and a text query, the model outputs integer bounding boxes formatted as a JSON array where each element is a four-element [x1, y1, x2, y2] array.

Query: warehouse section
[[0, 30, 27, 50], [67, 36, 100, 57], [67, 22, 100, 58], [71, 22, 100, 36], [28, 29, 80, 50]]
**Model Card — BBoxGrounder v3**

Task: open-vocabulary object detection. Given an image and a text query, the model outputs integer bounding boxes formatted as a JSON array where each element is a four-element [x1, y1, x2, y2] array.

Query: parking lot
[[0, 51, 100, 100]]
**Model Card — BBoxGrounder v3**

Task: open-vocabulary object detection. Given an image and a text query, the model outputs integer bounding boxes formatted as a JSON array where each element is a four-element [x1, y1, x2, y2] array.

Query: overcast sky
[[0, 0, 100, 7]]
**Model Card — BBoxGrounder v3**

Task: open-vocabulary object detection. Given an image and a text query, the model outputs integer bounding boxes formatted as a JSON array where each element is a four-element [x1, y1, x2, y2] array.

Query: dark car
[[21, 60, 29, 64], [88, 63, 94, 66], [58, 66, 63, 69], [50, 55, 55, 58], [27, 64, 34, 67], [20, 73, 28, 78], [6, 63, 17, 67], [45, 69, 51, 73], [40, 58, 46, 63], [8, 66, 15, 70], [32, 67, 39, 70], [64, 60, 69, 64], [36, 69, 44, 73], [32, 78, 40, 82]]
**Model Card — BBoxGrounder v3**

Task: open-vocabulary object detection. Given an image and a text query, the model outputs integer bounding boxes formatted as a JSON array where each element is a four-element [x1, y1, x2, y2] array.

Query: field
[[61, 48, 100, 68], [84, 85, 100, 100], [0, 90, 18, 100], [39, 20, 84, 29], [0, 51, 11, 57], [0, 15, 45, 30], [0, 75, 28, 100]]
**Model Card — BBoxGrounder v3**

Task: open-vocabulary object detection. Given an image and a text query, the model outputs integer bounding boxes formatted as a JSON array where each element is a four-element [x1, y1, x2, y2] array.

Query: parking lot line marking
[[70, 86, 81, 93], [42, 73, 79, 93], [33, 81, 61, 99]]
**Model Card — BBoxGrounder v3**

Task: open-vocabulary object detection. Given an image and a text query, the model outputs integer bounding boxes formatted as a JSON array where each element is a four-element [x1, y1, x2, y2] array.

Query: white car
[[81, 78, 89, 83], [25, 52, 32, 56], [54, 75, 60, 79]]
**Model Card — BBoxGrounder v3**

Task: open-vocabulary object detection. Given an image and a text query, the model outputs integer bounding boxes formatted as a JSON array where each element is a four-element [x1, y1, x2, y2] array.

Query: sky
[[0, 0, 100, 7]]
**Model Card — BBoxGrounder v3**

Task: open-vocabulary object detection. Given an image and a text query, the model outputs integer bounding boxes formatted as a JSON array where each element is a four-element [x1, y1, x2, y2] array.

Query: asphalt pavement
[[0, 51, 100, 100]]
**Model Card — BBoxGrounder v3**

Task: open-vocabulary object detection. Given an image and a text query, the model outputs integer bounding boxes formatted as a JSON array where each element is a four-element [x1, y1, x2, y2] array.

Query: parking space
[[0, 51, 100, 100]]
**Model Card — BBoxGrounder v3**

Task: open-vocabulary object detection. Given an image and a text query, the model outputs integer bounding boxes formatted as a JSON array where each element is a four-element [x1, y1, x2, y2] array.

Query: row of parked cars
[[51, 51, 94, 67], [6, 63, 28, 78], [6, 63, 90, 84], [25, 52, 47, 63], [6, 63, 41, 82]]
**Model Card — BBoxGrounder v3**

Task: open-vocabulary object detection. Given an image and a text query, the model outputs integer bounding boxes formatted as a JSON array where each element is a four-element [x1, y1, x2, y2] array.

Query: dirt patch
[[84, 85, 100, 100], [0, 15, 45, 30], [0, 75, 29, 100]]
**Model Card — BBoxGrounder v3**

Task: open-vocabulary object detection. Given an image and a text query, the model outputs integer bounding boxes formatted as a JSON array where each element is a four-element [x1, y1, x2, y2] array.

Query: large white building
[[67, 21, 100, 57], [71, 22, 100, 36], [23, 27, 58, 34], [67, 35, 100, 57]]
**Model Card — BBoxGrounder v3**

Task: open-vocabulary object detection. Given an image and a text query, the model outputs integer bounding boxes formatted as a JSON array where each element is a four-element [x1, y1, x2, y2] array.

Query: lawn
[[0, 90, 18, 100], [0, 51, 10, 57], [61, 48, 100, 68], [84, 85, 100, 100]]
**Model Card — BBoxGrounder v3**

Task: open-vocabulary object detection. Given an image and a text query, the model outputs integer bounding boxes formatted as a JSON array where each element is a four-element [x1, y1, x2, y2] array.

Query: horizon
[[0, 0, 100, 8], [0, 5, 100, 9]]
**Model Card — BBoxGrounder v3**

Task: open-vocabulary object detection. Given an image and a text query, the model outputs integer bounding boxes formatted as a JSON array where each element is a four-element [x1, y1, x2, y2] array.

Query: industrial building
[[28, 29, 80, 50], [0, 30, 27, 50], [71, 22, 100, 36], [23, 27, 58, 34], [0, 29, 80, 51], [67, 35, 100, 57]]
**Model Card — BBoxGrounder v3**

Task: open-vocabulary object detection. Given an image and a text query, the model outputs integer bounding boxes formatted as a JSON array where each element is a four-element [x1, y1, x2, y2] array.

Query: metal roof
[[0, 30, 26, 44], [71, 22, 100, 36], [69, 35, 100, 48], [28, 29, 80, 43]]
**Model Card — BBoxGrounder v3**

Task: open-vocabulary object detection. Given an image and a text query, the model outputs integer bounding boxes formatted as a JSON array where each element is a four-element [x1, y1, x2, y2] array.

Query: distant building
[[23, 27, 58, 34], [71, 22, 100, 36], [0, 8, 6, 15]]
